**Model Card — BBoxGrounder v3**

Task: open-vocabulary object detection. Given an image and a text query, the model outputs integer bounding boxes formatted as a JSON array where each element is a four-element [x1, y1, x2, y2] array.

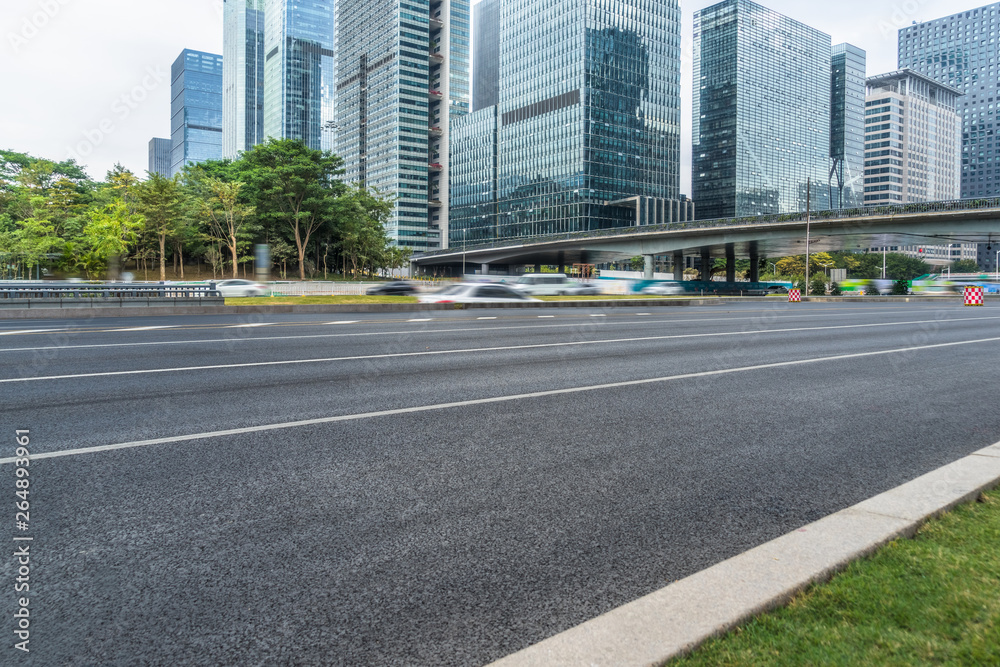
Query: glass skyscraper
[[898, 3, 1000, 198], [148, 137, 172, 177], [170, 49, 224, 177], [472, 0, 498, 112], [222, 0, 265, 159], [830, 43, 866, 209], [450, 0, 683, 247], [263, 0, 336, 152], [336, 0, 470, 251], [692, 0, 831, 219]]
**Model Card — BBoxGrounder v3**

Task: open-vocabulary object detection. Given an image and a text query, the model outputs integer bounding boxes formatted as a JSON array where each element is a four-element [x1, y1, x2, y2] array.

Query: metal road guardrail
[[0, 282, 221, 299], [419, 196, 1000, 258]]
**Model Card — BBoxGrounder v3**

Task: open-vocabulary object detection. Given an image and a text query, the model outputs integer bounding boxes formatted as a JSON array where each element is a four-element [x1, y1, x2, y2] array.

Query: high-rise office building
[[170, 49, 224, 177], [472, 0, 498, 112], [222, 0, 266, 159], [336, 0, 470, 251], [263, 0, 336, 152], [692, 0, 832, 219], [148, 138, 172, 177], [898, 3, 1000, 198], [450, 0, 685, 247], [863, 70, 962, 205], [864, 70, 972, 265], [830, 43, 866, 209]]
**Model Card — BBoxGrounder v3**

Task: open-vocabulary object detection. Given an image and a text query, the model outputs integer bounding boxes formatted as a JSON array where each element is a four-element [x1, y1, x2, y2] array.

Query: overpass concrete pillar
[[726, 244, 736, 283], [644, 255, 654, 279], [749, 245, 760, 283], [481, 263, 490, 275], [701, 248, 711, 281], [673, 250, 684, 280], [534, 263, 541, 273]]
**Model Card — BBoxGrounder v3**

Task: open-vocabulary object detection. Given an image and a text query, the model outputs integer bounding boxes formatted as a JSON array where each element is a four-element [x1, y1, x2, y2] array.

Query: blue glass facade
[[693, 0, 831, 219], [450, 0, 681, 246], [263, 0, 336, 152], [830, 43, 866, 209], [336, 0, 469, 251], [148, 137, 172, 177], [170, 49, 224, 177], [472, 0, 498, 112], [223, 0, 265, 158], [898, 3, 1000, 198]]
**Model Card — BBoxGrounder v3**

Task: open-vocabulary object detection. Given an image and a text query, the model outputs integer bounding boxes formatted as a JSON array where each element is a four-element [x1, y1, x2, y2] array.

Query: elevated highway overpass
[[413, 198, 1000, 280]]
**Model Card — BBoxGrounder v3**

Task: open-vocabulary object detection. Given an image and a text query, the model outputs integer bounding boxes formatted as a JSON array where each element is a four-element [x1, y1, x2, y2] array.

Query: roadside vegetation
[[669, 488, 1000, 666]]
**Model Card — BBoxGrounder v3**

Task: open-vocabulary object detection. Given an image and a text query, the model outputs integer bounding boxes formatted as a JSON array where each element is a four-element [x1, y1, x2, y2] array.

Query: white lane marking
[[228, 323, 273, 328], [478, 317, 497, 320], [2, 315, 998, 355], [408, 318, 432, 322], [6, 335, 1000, 465], [0, 329, 59, 336], [327, 321, 359, 325], [115, 326, 177, 332], [637, 313, 651, 316], [2, 321, 998, 385], [590, 314, 606, 317], [538, 315, 555, 318]]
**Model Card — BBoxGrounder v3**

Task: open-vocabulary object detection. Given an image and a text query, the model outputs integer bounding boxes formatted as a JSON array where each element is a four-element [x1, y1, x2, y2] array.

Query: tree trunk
[[230, 238, 239, 279], [159, 233, 167, 282]]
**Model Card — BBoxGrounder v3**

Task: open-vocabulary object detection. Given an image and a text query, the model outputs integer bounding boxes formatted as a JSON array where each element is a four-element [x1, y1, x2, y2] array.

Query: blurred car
[[640, 282, 686, 296], [765, 285, 789, 294], [214, 279, 269, 297], [418, 283, 541, 304], [366, 280, 418, 296], [562, 282, 603, 296]]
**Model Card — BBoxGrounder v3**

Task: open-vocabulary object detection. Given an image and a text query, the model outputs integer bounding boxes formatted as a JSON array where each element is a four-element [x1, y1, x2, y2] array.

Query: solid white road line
[[0, 329, 60, 336], [3, 337, 999, 465], [115, 326, 178, 332], [408, 318, 433, 322], [326, 321, 359, 325], [228, 323, 273, 328], [478, 317, 497, 320], [2, 319, 997, 385], [2, 315, 998, 356]]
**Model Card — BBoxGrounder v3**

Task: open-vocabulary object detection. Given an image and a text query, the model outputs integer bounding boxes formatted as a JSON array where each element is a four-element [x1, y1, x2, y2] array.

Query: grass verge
[[668, 488, 1000, 666]]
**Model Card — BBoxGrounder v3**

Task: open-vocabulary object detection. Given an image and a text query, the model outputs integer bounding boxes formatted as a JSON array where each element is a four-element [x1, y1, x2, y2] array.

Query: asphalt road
[[1, 301, 999, 665]]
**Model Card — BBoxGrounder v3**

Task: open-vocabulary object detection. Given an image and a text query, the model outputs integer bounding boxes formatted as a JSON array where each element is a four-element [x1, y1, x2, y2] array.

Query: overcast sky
[[0, 0, 985, 189]]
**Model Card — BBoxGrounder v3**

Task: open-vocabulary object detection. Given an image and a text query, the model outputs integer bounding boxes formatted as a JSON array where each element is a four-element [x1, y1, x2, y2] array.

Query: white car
[[418, 283, 541, 304], [640, 282, 685, 295], [214, 279, 269, 297]]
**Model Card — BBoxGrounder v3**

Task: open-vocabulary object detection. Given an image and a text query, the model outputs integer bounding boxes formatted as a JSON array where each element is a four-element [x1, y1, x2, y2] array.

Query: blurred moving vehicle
[[215, 279, 269, 297], [561, 282, 603, 296], [366, 280, 417, 296], [418, 283, 541, 304], [640, 282, 685, 295], [512, 273, 577, 295]]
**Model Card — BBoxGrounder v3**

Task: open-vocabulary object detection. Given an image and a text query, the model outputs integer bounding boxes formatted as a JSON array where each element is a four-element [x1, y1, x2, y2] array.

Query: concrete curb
[[487, 440, 1000, 667], [0, 295, 966, 320]]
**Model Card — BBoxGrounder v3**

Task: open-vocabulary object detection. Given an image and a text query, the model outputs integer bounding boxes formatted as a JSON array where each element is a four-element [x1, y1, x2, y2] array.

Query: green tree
[[12, 218, 62, 279], [83, 198, 144, 279], [951, 259, 981, 274], [137, 173, 187, 281], [236, 139, 345, 280], [201, 179, 258, 278], [335, 185, 394, 278]]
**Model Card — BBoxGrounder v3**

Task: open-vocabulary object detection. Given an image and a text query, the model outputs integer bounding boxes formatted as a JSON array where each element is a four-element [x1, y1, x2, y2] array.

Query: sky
[[0, 0, 988, 189]]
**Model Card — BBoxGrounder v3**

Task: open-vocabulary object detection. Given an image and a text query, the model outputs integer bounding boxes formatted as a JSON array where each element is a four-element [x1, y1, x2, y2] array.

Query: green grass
[[225, 295, 419, 305], [668, 489, 1000, 666]]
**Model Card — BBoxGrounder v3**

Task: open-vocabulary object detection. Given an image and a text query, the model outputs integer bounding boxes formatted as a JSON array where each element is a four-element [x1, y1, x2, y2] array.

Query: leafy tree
[[884, 254, 930, 280], [952, 259, 981, 273], [201, 179, 257, 278], [236, 139, 345, 280], [892, 279, 910, 295], [11, 218, 62, 279], [83, 198, 144, 279], [809, 273, 827, 296], [335, 185, 395, 278], [137, 173, 187, 281], [829, 281, 842, 296], [776, 255, 807, 276]]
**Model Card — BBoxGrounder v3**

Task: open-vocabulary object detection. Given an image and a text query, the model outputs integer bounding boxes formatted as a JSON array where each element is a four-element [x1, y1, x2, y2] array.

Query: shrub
[[830, 281, 842, 296], [810, 275, 827, 296], [892, 279, 910, 295], [865, 284, 881, 295]]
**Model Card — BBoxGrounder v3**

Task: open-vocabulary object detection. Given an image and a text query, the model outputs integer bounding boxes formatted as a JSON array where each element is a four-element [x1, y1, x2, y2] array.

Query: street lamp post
[[462, 227, 466, 278], [768, 262, 777, 277], [805, 177, 811, 295]]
